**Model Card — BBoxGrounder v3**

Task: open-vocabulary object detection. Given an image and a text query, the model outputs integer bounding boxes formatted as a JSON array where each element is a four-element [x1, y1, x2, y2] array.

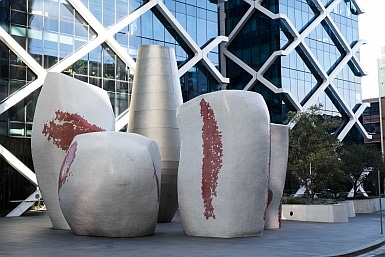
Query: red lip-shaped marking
[[42, 110, 105, 151], [58, 141, 78, 192], [200, 99, 223, 220]]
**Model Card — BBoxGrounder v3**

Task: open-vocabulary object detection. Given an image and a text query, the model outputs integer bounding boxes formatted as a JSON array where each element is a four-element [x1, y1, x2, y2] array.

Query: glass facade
[[224, 0, 365, 130]]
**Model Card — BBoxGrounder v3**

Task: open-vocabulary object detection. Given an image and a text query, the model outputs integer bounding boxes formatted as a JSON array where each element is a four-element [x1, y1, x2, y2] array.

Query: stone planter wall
[[351, 198, 385, 213], [339, 201, 356, 218], [282, 204, 349, 223]]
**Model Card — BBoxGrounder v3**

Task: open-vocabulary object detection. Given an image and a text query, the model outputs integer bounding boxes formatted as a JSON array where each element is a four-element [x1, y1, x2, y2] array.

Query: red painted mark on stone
[[42, 110, 105, 151], [200, 98, 223, 220], [278, 201, 282, 228], [153, 163, 160, 202], [58, 141, 78, 192]]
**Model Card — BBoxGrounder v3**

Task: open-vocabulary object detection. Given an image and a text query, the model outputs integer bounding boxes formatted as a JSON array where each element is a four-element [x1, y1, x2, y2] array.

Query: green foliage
[[286, 104, 343, 198], [339, 144, 385, 198], [282, 196, 338, 205], [286, 104, 385, 199]]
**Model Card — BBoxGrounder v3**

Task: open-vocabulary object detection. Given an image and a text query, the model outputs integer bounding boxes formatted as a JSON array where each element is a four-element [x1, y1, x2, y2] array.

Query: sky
[[357, 0, 385, 99]]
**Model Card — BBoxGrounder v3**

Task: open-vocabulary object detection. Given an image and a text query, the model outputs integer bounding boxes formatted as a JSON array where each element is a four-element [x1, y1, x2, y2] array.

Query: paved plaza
[[1, 210, 385, 257]]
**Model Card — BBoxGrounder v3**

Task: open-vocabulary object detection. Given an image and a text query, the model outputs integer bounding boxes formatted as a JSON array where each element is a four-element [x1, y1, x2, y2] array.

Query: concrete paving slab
[[0, 210, 384, 257]]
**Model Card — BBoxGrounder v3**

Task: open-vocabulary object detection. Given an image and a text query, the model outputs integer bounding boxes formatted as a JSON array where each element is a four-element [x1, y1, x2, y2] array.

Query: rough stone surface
[[128, 45, 182, 223], [265, 124, 289, 230], [177, 90, 270, 238], [58, 132, 161, 237], [31, 72, 115, 229]]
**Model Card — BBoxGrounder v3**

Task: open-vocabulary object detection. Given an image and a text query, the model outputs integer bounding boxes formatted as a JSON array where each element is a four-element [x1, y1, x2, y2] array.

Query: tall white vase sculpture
[[58, 132, 161, 237], [128, 45, 183, 222], [265, 124, 289, 230], [177, 90, 270, 238], [31, 72, 115, 229]]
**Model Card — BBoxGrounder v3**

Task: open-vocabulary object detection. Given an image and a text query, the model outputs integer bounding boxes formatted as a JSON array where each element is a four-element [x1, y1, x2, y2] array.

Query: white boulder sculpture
[[265, 124, 289, 230], [177, 90, 270, 238], [58, 132, 161, 237], [128, 45, 182, 222], [31, 72, 115, 229]]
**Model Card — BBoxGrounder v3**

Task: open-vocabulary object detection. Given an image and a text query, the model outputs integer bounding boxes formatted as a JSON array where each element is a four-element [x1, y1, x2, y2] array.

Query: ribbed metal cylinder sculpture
[[128, 45, 183, 222]]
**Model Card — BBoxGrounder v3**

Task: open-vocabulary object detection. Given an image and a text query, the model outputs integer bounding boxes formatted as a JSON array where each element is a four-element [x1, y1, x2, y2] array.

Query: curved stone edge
[[58, 131, 161, 237], [31, 72, 115, 229], [265, 124, 289, 230]]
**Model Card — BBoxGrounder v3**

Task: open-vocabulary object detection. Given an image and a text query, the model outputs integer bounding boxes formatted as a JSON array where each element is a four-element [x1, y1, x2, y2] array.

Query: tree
[[339, 144, 385, 198], [286, 104, 343, 199]]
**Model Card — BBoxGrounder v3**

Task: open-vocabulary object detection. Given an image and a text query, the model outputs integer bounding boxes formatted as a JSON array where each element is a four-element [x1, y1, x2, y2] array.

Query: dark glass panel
[[226, 57, 253, 90], [103, 46, 115, 79], [252, 82, 283, 124], [43, 55, 58, 69], [0, 121, 7, 135], [89, 76, 102, 88], [9, 51, 24, 65], [9, 100, 26, 122], [74, 74, 88, 83], [116, 81, 129, 94], [0, 111, 8, 122], [9, 122, 25, 136], [116, 57, 128, 81], [11, 34, 27, 50], [10, 0, 29, 12], [9, 65, 26, 81], [103, 79, 115, 92], [108, 92, 129, 117], [9, 80, 25, 95], [26, 67, 36, 81], [10, 10, 28, 27]]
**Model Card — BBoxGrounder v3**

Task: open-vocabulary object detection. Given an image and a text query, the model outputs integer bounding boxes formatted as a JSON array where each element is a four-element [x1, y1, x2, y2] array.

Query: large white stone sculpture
[[177, 90, 270, 238], [128, 45, 182, 222], [264, 124, 289, 230], [31, 72, 115, 229], [58, 132, 161, 237]]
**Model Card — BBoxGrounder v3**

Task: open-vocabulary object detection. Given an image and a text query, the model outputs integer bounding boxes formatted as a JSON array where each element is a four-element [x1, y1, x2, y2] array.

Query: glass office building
[[0, 0, 370, 211], [222, 0, 369, 142]]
